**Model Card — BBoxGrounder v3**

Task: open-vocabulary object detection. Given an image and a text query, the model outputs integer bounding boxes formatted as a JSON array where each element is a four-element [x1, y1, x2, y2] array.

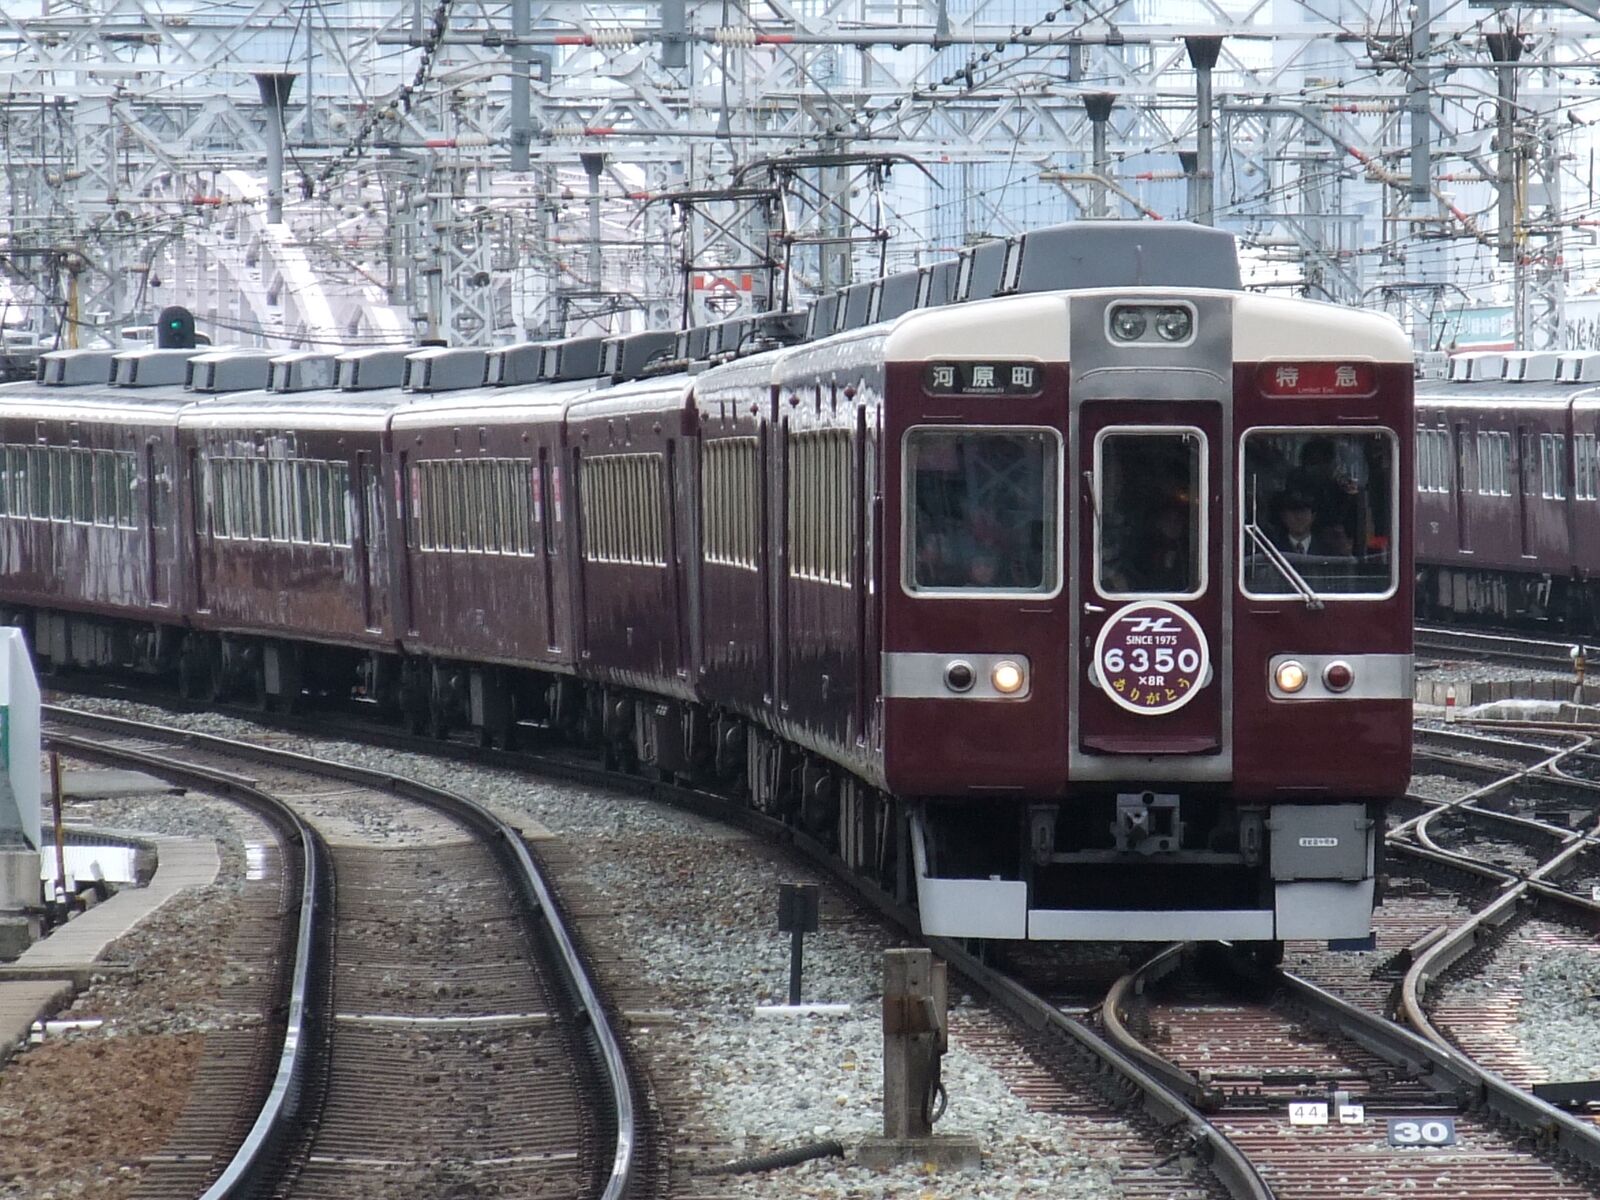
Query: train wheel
[[178, 636, 219, 703]]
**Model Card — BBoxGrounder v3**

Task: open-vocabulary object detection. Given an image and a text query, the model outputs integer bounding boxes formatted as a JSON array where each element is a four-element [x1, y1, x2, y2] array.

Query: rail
[[42, 705, 638, 1200]]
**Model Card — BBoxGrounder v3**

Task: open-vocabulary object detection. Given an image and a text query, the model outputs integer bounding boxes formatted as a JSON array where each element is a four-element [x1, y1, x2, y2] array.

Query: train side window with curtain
[[1241, 428, 1396, 597], [904, 427, 1057, 594], [1096, 430, 1205, 598]]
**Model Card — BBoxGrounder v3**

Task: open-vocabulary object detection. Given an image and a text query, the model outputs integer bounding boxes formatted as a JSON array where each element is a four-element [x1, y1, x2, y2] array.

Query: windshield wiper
[[1244, 523, 1325, 611]]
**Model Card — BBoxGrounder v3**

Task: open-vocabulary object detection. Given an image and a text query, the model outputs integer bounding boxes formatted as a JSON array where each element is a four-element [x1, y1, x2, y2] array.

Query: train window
[[253, 461, 271, 540], [330, 463, 351, 547], [904, 427, 1058, 595], [702, 438, 759, 570], [788, 430, 850, 585], [6, 447, 23, 517], [27, 448, 45, 519], [92, 452, 113, 525], [1096, 430, 1205, 599], [581, 453, 666, 566], [1475, 431, 1511, 496], [1540, 433, 1566, 500], [1577, 434, 1599, 501], [1416, 429, 1451, 494], [1240, 428, 1396, 599], [48, 448, 68, 521], [71, 451, 91, 522]]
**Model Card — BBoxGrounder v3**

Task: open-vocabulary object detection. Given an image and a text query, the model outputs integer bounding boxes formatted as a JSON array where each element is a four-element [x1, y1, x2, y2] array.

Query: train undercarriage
[[7, 603, 1382, 947]]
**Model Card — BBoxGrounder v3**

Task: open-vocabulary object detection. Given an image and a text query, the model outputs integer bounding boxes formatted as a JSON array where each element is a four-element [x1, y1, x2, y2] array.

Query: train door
[[146, 439, 168, 607], [538, 446, 558, 652], [1516, 424, 1535, 557], [189, 446, 211, 612], [1074, 401, 1225, 759], [665, 438, 690, 677], [1454, 421, 1471, 552], [355, 452, 376, 630]]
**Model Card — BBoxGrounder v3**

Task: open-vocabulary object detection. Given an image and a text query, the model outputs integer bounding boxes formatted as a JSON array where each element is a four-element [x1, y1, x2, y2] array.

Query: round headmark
[[1093, 600, 1210, 716]]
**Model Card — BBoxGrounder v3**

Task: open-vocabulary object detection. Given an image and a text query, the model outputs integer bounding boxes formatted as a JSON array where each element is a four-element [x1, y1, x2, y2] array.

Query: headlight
[[1154, 306, 1193, 342], [1275, 660, 1307, 693], [992, 661, 1026, 695], [1110, 307, 1147, 341]]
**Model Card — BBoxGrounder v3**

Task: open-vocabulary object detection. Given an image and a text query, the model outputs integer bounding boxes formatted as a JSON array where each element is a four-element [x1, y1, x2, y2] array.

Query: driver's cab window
[[1241, 428, 1396, 597], [1096, 429, 1206, 598]]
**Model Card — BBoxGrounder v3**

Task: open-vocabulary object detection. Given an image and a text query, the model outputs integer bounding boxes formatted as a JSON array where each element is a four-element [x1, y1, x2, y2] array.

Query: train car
[[685, 222, 1414, 944], [1415, 381, 1586, 628], [390, 340, 612, 743], [0, 345, 236, 675], [173, 346, 419, 707]]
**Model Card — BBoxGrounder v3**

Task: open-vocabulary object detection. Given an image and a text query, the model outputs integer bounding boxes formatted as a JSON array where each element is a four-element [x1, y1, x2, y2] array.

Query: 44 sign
[[1093, 601, 1210, 716]]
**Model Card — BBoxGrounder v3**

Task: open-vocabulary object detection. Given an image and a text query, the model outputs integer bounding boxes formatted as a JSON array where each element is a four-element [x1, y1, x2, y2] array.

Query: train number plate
[[1092, 601, 1210, 716], [1386, 1117, 1457, 1147]]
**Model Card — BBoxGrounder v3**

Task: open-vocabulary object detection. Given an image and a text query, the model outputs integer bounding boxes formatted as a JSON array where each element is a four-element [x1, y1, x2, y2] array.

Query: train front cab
[[882, 290, 1413, 942]]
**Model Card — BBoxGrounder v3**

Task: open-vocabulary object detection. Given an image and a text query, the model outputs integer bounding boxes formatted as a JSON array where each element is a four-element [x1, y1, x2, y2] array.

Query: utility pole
[[1485, 31, 1524, 346], [1084, 94, 1116, 219], [1185, 37, 1223, 227]]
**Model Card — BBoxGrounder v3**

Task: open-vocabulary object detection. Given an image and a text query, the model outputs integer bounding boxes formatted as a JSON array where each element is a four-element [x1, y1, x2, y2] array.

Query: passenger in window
[[1270, 490, 1347, 557], [1289, 437, 1367, 548]]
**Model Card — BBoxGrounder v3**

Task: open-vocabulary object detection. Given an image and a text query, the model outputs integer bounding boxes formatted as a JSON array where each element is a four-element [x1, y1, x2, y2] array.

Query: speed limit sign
[[1386, 1117, 1457, 1147]]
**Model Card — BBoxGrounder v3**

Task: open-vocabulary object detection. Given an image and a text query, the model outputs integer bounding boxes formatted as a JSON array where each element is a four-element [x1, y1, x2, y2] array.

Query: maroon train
[[0, 222, 1415, 945], [1416, 353, 1600, 637]]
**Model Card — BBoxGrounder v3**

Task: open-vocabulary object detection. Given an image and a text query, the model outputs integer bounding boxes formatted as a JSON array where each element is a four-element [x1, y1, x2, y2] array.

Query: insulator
[[713, 26, 758, 47], [590, 27, 636, 48]]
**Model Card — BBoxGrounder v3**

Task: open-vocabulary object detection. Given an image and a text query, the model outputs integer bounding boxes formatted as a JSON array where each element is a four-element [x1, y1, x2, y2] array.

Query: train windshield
[[1095, 429, 1206, 598], [1241, 428, 1396, 598], [905, 428, 1058, 593]]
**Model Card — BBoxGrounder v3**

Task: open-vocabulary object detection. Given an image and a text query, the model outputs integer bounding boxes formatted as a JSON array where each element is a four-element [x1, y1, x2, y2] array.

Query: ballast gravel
[[48, 699, 1129, 1198], [0, 787, 259, 1199]]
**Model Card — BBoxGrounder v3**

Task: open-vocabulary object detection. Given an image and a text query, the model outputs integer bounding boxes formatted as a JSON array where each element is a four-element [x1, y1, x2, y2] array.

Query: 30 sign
[[1093, 601, 1210, 716], [1386, 1117, 1457, 1147]]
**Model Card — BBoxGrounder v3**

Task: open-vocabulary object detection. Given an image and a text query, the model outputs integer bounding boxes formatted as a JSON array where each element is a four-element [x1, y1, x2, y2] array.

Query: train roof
[[389, 377, 601, 428], [564, 372, 694, 420], [879, 287, 1412, 363], [176, 386, 414, 431], [1414, 382, 1598, 406]]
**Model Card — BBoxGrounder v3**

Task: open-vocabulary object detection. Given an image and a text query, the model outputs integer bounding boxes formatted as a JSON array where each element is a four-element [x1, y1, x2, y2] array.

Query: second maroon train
[[0, 221, 1416, 947], [1417, 349, 1600, 638]]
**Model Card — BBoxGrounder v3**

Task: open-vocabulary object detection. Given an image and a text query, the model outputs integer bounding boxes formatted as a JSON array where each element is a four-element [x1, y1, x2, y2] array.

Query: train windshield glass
[[1241, 428, 1396, 597], [905, 428, 1057, 593], [1096, 429, 1206, 598]]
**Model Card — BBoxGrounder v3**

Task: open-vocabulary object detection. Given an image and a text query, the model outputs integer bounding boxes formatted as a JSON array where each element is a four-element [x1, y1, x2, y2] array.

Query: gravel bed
[[0, 766, 258, 1199], [52, 698, 1131, 1197], [1407, 772, 1477, 803], [1512, 946, 1600, 1082]]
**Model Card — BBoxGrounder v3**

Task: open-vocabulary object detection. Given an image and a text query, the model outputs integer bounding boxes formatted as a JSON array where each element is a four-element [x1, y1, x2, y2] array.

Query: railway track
[[1415, 624, 1587, 672], [42, 705, 642, 1200], [40, 685, 1600, 1198]]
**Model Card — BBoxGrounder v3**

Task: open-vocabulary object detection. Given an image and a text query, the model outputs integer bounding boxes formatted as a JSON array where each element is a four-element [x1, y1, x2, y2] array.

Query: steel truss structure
[[2, 0, 1600, 350]]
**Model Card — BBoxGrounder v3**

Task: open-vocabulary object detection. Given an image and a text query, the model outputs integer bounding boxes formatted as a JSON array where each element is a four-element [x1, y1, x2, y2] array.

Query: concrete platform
[[0, 833, 219, 1067]]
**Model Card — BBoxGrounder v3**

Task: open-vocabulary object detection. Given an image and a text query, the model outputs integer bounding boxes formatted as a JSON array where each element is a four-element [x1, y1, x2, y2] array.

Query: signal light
[[157, 305, 196, 349], [1322, 661, 1354, 692]]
